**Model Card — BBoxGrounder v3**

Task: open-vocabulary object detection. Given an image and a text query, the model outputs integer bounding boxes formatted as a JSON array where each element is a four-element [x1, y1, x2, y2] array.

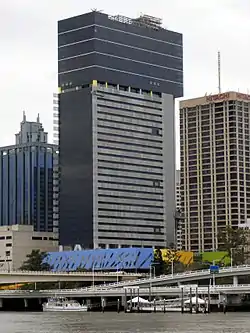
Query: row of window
[[99, 229, 164, 235], [0, 236, 11, 240], [97, 104, 162, 122], [98, 244, 154, 249], [182, 120, 250, 126]]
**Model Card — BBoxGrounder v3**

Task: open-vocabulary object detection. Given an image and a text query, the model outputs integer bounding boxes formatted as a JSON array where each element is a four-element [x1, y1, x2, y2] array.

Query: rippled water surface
[[2, 312, 250, 333]]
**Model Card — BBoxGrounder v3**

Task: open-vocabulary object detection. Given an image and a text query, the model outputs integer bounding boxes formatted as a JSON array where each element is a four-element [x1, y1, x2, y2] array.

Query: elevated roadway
[[0, 270, 142, 284], [87, 265, 250, 290], [1, 265, 249, 289], [0, 284, 249, 299]]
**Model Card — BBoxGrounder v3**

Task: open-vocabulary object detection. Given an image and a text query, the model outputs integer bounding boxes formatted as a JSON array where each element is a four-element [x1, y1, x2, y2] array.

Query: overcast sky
[[0, 0, 249, 167]]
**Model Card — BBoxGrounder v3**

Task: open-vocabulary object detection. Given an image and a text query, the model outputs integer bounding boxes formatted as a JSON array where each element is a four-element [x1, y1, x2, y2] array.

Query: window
[[5, 243, 12, 247], [153, 180, 161, 187], [151, 127, 161, 136], [6, 236, 12, 240], [119, 85, 129, 92], [32, 236, 43, 240], [130, 87, 140, 93], [109, 244, 118, 248]]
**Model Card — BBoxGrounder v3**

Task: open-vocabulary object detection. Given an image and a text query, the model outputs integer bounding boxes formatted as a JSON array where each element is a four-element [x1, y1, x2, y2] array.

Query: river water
[[2, 312, 250, 333]]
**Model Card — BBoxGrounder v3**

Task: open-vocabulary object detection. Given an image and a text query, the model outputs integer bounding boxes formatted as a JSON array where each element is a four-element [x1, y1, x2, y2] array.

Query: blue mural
[[43, 247, 153, 272]]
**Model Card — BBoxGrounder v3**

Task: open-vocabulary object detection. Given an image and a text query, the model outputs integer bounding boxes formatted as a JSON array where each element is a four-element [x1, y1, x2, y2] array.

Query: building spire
[[23, 111, 26, 122], [16, 113, 47, 144]]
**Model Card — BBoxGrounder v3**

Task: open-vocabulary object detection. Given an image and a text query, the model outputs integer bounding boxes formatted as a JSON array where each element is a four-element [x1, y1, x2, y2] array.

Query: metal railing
[[0, 283, 250, 296], [0, 265, 249, 292], [81, 264, 250, 290], [0, 270, 141, 276]]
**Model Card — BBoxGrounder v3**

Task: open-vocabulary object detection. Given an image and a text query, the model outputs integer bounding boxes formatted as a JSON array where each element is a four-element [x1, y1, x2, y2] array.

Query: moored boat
[[42, 297, 88, 312]]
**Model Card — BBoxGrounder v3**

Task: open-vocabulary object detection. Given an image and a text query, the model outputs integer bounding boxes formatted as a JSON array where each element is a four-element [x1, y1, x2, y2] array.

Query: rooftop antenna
[[91, 8, 103, 12], [37, 113, 40, 123], [218, 51, 221, 93]]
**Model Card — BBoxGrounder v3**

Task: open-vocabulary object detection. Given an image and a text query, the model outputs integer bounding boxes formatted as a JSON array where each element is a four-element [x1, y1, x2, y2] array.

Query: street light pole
[[92, 264, 95, 288], [116, 256, 124, 284], [230, 248, 235, 271], [116, 262, 119, 284], [212, 260, 215, 287], [149, 265, 152, 301], [171, 259, 174, 277]]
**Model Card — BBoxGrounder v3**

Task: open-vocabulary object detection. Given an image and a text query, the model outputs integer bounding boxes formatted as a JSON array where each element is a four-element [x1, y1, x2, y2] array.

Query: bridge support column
[[121, 296, 126, 306], [233, 276, 238, 286], [86, 299, 92, 310], [0, 298, 3, 308], [101, 297, 106, 312], [222, 295, 227, 304], [101, 297, 107, 307], [24, 299, 28, 309]]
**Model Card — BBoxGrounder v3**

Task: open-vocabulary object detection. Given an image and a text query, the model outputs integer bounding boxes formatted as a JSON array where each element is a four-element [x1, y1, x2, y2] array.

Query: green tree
[[218, 226, 249, 265], [174, 261, 188, 273], [153, 248, 182, 275], [76, 266, 88, 272], [189, 253, 210, 271], [164, 248, 181, 274], [20, 250, 51, 271], [153, 248, 166, 276]]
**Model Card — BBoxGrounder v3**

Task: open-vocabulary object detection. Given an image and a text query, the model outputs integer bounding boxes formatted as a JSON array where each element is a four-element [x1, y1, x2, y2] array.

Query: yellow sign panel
[[155, 249, 193, 265], [177, 251, 193, 265]]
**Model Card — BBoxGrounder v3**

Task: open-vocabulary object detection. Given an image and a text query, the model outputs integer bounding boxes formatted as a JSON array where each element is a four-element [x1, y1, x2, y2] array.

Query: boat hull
[[43, 306, 88, 312]]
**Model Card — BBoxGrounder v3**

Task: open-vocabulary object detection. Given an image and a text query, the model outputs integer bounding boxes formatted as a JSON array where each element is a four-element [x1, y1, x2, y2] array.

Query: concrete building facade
[[175, 170, 182, 250], [180, 92, 250, 252], [53, 93, 59, 146], [0, 225, 58, 271], [58, 11, 183, 248], [52, 94, 60, 235]]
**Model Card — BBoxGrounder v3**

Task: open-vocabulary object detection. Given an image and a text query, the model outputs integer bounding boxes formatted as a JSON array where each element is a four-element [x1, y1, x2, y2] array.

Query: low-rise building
[[0, 224, 58, 270]]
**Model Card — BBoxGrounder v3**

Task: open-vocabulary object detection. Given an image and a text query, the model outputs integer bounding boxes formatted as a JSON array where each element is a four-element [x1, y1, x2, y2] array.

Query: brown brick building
[[180, 92, 250, 252]]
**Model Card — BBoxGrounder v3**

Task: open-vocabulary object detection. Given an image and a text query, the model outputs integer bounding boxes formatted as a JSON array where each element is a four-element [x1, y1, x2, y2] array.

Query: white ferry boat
[[43, 297, 88, 312]]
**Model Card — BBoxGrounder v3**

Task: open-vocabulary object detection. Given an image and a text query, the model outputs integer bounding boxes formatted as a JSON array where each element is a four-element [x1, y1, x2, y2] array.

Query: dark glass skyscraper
[[58, 11, 183, 248], [58, 12, 183, 97], [0, 114, 58, 232]]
